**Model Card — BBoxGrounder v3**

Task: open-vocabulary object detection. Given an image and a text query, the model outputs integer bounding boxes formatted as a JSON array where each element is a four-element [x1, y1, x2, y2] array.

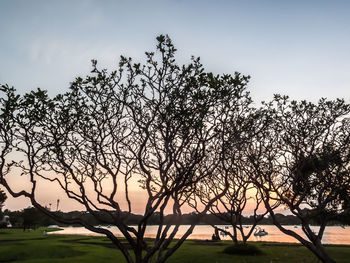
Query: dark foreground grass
[[0, 228, 349, 263]]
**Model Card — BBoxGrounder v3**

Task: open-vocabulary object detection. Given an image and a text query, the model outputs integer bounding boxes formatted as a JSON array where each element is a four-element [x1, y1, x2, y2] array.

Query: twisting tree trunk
[[196, 106, 270, 246]]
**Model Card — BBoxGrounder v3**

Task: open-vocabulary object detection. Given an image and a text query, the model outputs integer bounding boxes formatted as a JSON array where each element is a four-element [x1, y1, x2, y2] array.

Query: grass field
[[0, 228, 349, 263]]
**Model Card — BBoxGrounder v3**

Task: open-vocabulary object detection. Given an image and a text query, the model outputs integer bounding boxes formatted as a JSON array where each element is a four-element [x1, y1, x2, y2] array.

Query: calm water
[[52, 225, 350, 245]]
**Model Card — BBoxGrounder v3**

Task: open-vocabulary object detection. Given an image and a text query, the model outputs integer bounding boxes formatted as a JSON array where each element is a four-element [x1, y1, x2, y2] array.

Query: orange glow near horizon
[[2, 161, 282, 216], [3, 180, 283, 216]]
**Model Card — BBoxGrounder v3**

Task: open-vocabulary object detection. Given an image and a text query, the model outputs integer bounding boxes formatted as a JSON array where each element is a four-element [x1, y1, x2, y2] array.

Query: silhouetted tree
[[22, 207, 42, 230], [0, 35, 250, 263], [195, 103, 269, 245], [247, 96, 350, 263], [0, 85, 18, 216]]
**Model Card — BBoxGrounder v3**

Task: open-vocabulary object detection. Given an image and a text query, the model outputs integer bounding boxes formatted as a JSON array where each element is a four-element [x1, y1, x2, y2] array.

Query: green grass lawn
[[0, 228, 349, 263]]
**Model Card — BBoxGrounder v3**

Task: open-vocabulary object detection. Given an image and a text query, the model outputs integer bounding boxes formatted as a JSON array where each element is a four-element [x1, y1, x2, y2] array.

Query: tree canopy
[[0, 36, 349, 263], [244, 96, 350, 263], [0, 35, 252, 263]]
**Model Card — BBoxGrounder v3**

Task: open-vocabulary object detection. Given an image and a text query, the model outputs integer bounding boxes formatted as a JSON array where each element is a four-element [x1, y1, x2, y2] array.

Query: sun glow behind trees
[[0, 36, 349, 263]]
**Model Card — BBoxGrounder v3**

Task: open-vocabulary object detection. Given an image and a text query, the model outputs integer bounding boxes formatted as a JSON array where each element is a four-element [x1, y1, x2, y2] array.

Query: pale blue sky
[[2, 0, 350, 211], [1, 0, 350, 102]]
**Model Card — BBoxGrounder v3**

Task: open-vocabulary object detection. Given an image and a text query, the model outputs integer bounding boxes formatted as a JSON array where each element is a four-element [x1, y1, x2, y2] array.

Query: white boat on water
[[254, 227, 268, 236]]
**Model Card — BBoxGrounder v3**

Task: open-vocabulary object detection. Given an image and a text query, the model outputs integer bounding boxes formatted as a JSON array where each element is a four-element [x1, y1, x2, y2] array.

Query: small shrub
[[223, 244, 263, 256]]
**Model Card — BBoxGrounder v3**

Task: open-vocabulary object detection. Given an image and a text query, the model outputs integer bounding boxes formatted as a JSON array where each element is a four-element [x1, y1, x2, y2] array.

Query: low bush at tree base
[[223, 243, 263, 255]]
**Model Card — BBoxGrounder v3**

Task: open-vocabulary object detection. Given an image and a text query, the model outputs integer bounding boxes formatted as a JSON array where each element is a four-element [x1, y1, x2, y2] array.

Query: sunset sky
[[1, 0, 350, 212]]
